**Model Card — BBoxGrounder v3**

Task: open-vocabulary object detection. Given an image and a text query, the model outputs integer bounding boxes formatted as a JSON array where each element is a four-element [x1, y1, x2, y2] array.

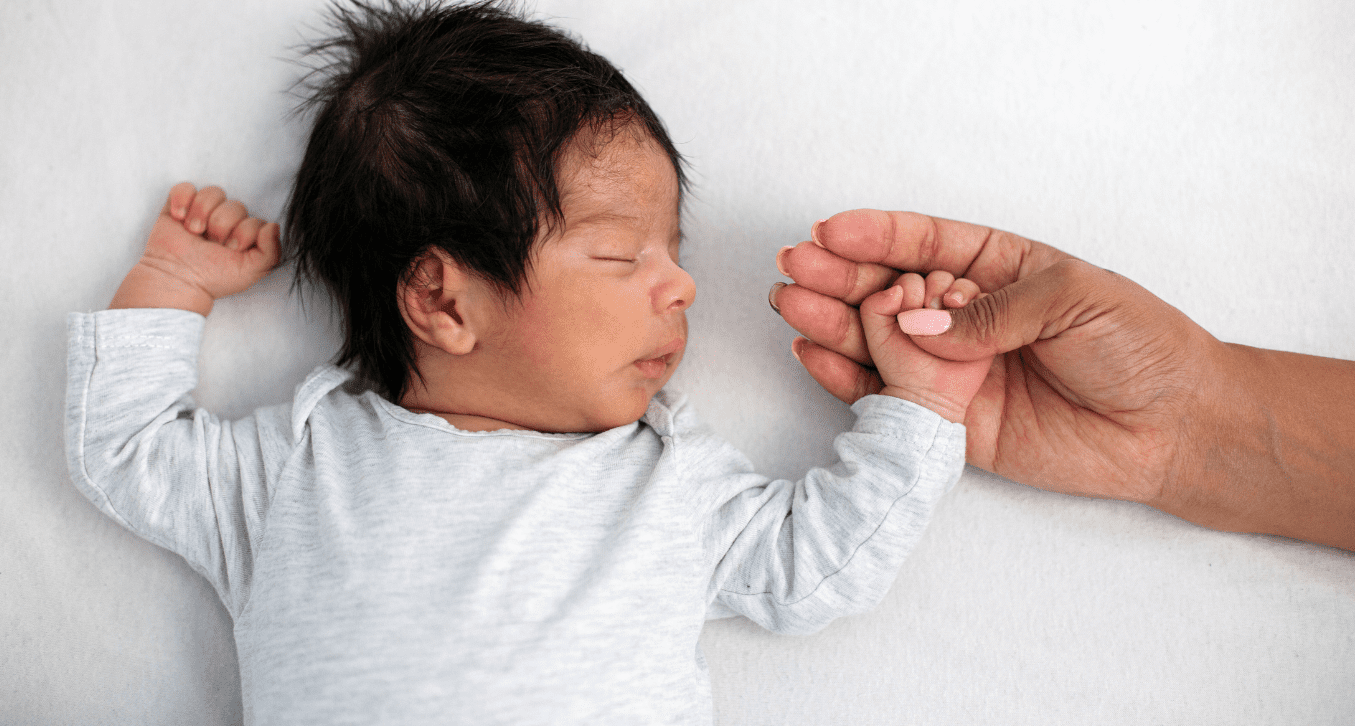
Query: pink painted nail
[[776, 246, 794, 276], [897, 309, 952, 336]]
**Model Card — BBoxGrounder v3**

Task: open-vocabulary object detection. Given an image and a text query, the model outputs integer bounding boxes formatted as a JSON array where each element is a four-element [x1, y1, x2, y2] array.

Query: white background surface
[[3, 1, 1354, 723]]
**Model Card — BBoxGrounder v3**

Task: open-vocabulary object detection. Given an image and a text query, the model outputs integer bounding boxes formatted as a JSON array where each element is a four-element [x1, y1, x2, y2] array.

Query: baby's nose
[[658, 264, 696, 313]]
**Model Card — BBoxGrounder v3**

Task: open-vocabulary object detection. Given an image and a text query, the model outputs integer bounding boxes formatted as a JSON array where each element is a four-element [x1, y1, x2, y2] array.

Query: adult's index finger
[[815, 209, 1070, 292]]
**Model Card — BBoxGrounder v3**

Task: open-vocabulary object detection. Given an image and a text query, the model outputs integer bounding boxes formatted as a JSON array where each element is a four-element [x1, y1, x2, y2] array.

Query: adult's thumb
[[896, 258, 1120, 361]]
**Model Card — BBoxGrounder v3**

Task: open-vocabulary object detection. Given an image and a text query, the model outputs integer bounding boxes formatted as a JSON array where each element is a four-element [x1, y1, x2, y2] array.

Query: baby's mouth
[[634, 338, 685, 379], [634, 354, 671, 379]]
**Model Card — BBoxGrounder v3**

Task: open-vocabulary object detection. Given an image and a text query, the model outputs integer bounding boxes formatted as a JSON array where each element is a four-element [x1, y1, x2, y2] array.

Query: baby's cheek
[[589, 311, 628, 356], [511, 319, 558, 368]]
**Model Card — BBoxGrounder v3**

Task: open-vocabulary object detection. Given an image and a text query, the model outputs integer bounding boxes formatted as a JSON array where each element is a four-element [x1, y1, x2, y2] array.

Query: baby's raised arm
[[110, 183, 280, 316], [70, 183, 286, 614]]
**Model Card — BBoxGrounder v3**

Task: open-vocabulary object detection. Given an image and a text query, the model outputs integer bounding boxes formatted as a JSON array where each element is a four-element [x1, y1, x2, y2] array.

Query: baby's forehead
[[561, 135, 677, 187], [556, 133, 682, 230]]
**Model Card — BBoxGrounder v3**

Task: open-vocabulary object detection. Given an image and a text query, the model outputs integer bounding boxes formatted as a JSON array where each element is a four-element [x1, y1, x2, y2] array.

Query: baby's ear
[[397, 251, 477, 356]]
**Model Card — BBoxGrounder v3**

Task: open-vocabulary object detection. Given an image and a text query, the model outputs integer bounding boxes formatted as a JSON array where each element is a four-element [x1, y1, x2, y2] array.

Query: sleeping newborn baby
[[65, 2, 989, 724]]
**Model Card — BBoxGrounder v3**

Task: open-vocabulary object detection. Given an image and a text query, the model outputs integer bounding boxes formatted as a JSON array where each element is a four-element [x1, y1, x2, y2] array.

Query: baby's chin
[[527, 362, 681, 433], [587, 397, 660, 432], [575, 382, 674, 433]]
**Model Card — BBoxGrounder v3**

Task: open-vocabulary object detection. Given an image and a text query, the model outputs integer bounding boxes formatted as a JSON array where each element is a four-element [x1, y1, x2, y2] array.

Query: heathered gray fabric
[[66, 308, 966, 725]]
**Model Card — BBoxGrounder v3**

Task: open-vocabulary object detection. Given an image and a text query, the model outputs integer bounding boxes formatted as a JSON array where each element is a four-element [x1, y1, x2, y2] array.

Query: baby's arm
[[68, 183, 284, 612], [110, 183, 280, 315], [854, 271, 992, 423], [679, 384, 966, 635]]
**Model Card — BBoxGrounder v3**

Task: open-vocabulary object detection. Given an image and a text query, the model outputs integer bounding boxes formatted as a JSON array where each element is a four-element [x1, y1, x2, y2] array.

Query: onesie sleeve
[[681, 394, 966, 635], [65, 309, 284, 616]]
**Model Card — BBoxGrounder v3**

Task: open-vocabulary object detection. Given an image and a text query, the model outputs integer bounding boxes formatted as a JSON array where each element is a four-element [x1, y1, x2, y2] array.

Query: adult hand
[[773, 209, 1355, 549]]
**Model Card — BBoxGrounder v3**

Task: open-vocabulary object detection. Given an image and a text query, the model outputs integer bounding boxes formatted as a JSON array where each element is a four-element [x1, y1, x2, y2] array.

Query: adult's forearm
[[1164, 344, 1355, 550]]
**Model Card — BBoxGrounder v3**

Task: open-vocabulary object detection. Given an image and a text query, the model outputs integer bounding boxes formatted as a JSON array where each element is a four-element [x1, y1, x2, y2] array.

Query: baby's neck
[[398, 354, 542, 432], [400, 404, 532, 433]]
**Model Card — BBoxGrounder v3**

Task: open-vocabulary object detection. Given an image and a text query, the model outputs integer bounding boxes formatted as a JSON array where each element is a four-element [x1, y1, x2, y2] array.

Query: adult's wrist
[[1151, 341, 1265, 531], [1157, 341, 1355, 549]]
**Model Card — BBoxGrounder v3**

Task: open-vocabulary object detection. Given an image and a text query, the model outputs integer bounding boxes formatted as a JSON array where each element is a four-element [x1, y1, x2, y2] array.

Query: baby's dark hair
[[286, 0, 685, 401]]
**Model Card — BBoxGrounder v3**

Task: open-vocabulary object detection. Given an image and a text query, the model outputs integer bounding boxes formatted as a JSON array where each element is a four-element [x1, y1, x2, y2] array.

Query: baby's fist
[[859, 272, 992, 423], [110, 184, 281, 315], [145, 183, 281, 301]]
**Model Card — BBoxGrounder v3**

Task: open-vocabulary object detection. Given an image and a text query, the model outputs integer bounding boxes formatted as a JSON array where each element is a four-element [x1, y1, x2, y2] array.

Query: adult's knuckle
[[965, 289, 1007, 346], [850, 366, 875, 402], [831, 307, 856, 348], [1046, 257, 1118, 311], [841, 260, 864, 299], [974, 226, 999, 267], [915, 214, 942, 270], [1048, 257, 1099, 285]]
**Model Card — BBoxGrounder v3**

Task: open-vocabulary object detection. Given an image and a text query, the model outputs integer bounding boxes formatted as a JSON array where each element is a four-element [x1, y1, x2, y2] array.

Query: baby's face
[[475, 129, 694, 432]]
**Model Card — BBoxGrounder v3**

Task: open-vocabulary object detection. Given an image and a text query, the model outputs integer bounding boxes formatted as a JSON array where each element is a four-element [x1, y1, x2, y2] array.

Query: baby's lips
[[644, 336, 685, 361], [897, 309, 952, 336]]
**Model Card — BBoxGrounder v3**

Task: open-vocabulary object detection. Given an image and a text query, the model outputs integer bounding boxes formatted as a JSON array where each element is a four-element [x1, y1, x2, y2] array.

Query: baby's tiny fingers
[[895, 272, 927, 311], [252, 222, 282, 270], [943, 278, 983, 308], [186, 186, 227, 235], [226, 215, 263, 251], [208, 199, 249, 245], [923, 270, 956, 309], [166, 182, 198, 220], [860, 284, 905, 319]]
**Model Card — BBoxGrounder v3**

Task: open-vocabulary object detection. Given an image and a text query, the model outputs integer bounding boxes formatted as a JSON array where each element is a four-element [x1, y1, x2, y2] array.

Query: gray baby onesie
[[66, 308, 966, 725]]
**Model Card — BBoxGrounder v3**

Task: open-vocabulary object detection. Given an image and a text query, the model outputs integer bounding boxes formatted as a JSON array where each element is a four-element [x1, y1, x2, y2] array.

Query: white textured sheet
[[2, 1, 1353, 723]]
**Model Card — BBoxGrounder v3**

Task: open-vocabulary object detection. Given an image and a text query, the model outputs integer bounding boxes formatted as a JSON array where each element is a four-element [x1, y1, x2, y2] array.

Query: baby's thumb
[[896, 259, 1118, 361]]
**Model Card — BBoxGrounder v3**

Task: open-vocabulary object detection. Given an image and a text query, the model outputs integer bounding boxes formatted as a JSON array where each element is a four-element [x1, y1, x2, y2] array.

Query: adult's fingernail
[[790, 337, 805, 363], [776, 246, 794, 276], [810, 219, 828, 247], [897, 309, 952, 336], [768, 282, 786, 314]]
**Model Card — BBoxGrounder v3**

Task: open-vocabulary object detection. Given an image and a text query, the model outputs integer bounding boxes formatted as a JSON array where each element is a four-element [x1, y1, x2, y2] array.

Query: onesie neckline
[[370, 394, 596, 440]]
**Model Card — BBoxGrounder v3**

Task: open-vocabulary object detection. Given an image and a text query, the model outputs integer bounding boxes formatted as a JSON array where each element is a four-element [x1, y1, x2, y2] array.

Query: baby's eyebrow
[[570, 211, 642, 228]]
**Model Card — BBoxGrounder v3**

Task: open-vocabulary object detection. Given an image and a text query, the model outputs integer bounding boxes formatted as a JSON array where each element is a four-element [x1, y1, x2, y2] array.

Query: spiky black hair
[[286, 0, 685, 401]]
